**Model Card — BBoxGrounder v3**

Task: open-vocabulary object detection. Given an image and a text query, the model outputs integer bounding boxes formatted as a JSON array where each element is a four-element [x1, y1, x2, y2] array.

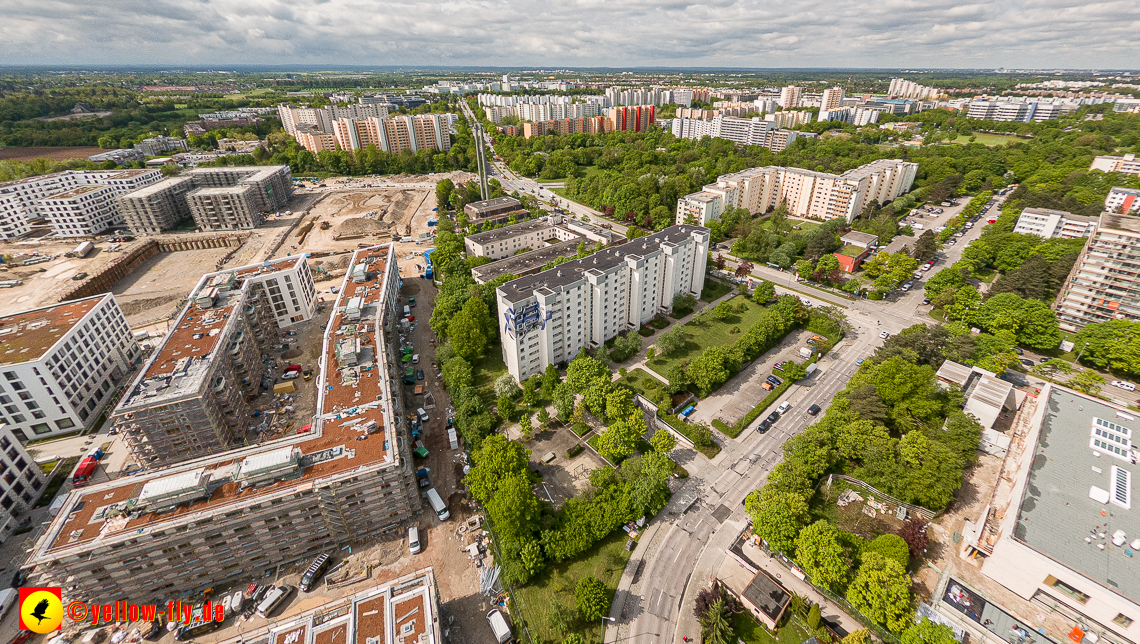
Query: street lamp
[[1076, 341, 1090, 363], [600, 616, 617, 644]]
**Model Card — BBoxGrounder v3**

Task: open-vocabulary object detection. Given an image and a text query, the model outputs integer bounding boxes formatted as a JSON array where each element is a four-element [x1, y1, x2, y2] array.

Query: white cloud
[[0, 0, 1137, 67]]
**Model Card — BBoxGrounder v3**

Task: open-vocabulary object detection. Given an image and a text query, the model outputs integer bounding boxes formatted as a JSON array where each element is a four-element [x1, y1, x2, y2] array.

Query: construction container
[[273, 381, 296, 395]]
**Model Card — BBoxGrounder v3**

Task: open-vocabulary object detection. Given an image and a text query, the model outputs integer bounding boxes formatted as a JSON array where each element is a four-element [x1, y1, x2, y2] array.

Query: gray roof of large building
[[497, 225, 708, 304], [1100, 212, 1140, 234], [466, 219, 559, 245], [465, 196, 521, 215], [1014, 387, 1139, 602], [472, 239, 581, 284]]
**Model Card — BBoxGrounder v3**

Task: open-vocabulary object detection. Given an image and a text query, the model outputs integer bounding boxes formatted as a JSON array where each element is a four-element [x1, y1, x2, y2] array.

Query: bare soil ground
[[0, 146, 103, 162], [0, 237, 135, 316], [113, 248, 232, 325]]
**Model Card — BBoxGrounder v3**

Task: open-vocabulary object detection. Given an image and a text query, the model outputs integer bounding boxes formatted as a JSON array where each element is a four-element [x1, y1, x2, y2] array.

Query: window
[[1044, 575, 1090, 604], [29, 423, 51, 435], [55, 418, 74, 430], [1113, 614, 1134, 628]]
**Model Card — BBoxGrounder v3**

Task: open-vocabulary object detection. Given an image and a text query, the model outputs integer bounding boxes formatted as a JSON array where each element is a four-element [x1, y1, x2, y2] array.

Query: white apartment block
[[1105, 187, 1140, 213], [819, 107, 881, 126], [464, 218, 581, 260], [1012, 208, 1098, 239], [967, 98, 1080, 123], [764, 110, 813, 128], [0, 169, 162, 239], [1092, 154, 1140, 176], [1055, 213, 1140, 332], [821, 87, 845, 111], [888, 78, 940, 100], [677, 160, 918, 225], [497, 226, 709, 382], [0, 424, 48, 542], [778, 86, 802, 109], [0, 294, 141, 442], [277, 103, 389, 137], [38, 185, 122, 237], [671, 116, 799, 152]]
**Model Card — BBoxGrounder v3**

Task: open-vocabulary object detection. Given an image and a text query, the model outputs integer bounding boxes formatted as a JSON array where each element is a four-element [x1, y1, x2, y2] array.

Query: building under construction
[[117, 166, 293, 234], [112, 255, 317, 468], [22, 244, 422, 605]]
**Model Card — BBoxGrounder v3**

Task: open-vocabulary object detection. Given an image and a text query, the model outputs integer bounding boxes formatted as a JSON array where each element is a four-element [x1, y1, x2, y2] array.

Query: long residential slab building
[[497, 225, 709, 382], [112, 255, 318, 468], [22, 244, 422, 605], [1054, 212, 1140, 332], [0, 169, 162, 239], [676, 159, 919, 225]]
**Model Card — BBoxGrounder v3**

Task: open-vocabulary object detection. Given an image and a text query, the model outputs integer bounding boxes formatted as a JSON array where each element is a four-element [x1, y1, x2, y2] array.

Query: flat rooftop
[[464, 196, 520, 215], [1014, 386, 1140, 602], [33, 249, 397, 558], [121, 175, 195, 198], [0, 295, 106, 366], [41, 185, 107, 200], [465, 219, 557, 244], [1100, 212, 1140, 234], [472, 239, 580, 284], [497, 225, 708, 304], [213, 569, 438, 644]]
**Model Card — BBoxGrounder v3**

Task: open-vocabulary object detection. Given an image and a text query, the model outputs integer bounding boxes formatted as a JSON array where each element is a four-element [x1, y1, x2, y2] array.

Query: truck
[[72, 456, 99, 487], [805, 363, 818, 378], [799, 347, 813, 359], [67, 241, 95, 258], [416, 468, 431, 488]]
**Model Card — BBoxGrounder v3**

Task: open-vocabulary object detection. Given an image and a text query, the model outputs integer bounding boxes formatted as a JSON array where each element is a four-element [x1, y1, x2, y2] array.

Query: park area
[[646, 295, 770, 379]]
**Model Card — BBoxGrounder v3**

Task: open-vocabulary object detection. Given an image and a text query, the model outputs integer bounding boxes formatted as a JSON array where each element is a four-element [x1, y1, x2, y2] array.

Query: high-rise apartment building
[[677, 160, 918, 225], [1105, 187, 1140, 213], [522, 116, 609, 138], [764, 110, 813, 129], [0, 294, 141, 442], [133, 136, 188, 158], [821, 87, 845, 111], [1054, 213, 1140, 332], [887, 78, 940, 100], [608, 105, 655, 132], [778, 86, 802, 109], [1091, 154, 1140, 176], [113, 255, 317, 467], [670, 116, 799, 152], [967, 98, 1079, 123], [293, 124, 339, 153], [497, 226, 709, 382], [0, 424, 49, 541], [22, 246, 422, 605], [277, 103, 390, 137], [0, 169, 162, 239], [117, 166, 293, 234], [1012, 208, 1098, 239], [330, 114, 451, 154]]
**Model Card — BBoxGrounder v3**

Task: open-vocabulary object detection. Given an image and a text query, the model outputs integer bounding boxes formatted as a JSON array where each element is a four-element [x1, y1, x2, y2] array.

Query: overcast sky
[[2, 0, 1138, 69]]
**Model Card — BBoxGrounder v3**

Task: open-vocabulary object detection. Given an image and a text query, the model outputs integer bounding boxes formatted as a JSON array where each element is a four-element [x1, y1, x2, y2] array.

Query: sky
[[1, 0, 1139, 69]]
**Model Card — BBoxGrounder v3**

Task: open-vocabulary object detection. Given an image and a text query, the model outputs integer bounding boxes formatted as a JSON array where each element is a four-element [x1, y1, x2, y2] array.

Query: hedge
[[566, 445, 583, 458]]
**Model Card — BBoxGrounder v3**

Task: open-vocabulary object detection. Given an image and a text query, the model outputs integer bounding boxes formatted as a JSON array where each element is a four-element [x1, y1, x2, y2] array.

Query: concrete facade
[[1055, 213, 1140, 332]]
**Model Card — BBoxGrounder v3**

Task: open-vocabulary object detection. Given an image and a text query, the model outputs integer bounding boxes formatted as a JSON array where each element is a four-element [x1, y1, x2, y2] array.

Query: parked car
[[1014, 347, 1024, 355], [416, 369, 424, 380], [1038, 357, 1050, 364], [1019, 359, 1035, 367], [776, 402, 791, 414], [766, 411, 780, 425], [879, 331, 890, 339], [922, 297, 931, 305], [756, 419, 772, 433], [773, 361, 787, 371], [1111, 380, 1137, 392], [807, 404, 822, 416], [766, 375, 782, 386]]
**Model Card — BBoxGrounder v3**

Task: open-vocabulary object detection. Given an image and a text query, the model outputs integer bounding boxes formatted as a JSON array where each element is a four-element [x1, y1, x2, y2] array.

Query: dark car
[[807, 404, 822, 416], [766, 375, 782, 386], [756, 419, 772, 434], [1039, 357, 1050, 364], [774, 361, 787, 371], [922, 297, 931, 305], [416, 368, 425, 380], [1019, 358, 1035, 367], [766, 411, 781, 424], [1014, 347, 1024, 355]]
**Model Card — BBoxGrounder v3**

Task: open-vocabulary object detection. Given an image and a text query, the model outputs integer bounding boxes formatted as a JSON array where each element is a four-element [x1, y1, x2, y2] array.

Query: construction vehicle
[[319, 221, 331, 230]]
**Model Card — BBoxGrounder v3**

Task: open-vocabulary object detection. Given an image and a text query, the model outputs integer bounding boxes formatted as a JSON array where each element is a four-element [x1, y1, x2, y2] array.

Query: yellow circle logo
[[20, 590, 63, 634]]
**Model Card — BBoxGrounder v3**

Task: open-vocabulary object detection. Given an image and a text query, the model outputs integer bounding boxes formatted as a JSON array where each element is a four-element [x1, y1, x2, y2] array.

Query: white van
[[486, 609, 513, 644], [417, 407, 429, 422], [0, 588, 17, 620], [412, 354, 420, 364], [408, 526, 422, 554], [257, 586, 293, 617], [1112, 380, 1137, 392], [425, 488, 449, 520], [403, 305, 411, 316]]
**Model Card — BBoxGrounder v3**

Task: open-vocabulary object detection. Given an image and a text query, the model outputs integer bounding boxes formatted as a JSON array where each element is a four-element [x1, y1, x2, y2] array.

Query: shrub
[[867, 534, 910, 570], [566, 445, 583, 458]]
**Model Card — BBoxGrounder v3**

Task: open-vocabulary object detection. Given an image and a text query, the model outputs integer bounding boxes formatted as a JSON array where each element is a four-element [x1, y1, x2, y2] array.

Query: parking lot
[[689, 328, 817, 429]]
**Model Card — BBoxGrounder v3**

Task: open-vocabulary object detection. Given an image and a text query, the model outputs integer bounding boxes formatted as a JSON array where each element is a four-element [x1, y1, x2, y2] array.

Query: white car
[[920, 264, 932, 272], [776, 402, 791, 415], [1111, 381, 1137, 392], [879, 331, 890, 339], [800, 298, 813, 307]]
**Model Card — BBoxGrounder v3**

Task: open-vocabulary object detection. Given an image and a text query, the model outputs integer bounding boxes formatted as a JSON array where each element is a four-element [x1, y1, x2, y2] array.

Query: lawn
[[472, 348, 508, 404], [35, 456, 79, 508], [733, 613, 809, 644], [646, 296, 769, 379], [701, 278, 734, 302], [615, 368, 667, 401], [513, 531, 633, 644], [950, 132, 1022, 146]]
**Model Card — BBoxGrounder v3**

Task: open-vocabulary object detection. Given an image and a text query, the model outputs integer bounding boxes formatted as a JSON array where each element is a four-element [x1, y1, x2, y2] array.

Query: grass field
[[701, 278, 734, 302], [733, 613, 809, 644], [514, 531, 633, 644], [950, 132, 1022, 146], [646, 295, 768, 379]]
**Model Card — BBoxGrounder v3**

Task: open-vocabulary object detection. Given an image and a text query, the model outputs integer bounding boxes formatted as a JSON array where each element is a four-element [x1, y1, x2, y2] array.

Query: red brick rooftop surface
[[0, 295, 104, 366], [44, 247, 394, 553]]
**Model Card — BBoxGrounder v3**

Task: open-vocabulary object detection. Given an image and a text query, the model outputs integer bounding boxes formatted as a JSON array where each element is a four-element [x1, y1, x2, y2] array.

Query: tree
[[700, 599, 734, 644], [562, 635, 587, 644], [745, 487, 809, 554], [650, 428, 677, 454], [1069, 369, 1105, 396], [843, 630, 873, 644], [782, 361, 809, 380], [595, 419, 641, 462], [497, 394, 516, 421], [546, 600, 573, 639], [815, 254, 841, 281], [913, 230, 938, 261], [735, 260, 755, 278], [465, 435, 530, 502], [866, 534, 910, 570], [795, 521, 849, 590], [846, 552, 913, 633], [518, 412, 533, 440], [566, 352, 610, 391], [575, 576, 610, 621], [715, 254, 726, 270], [752, 280, 776, 304], [656, 326, 687, 356], [449, 298, 490, 360], [441, 357, 473, 389], [537, 407, 552, 433], [807, 603, 822, 630], [494, 373, 521, 398], [897, 518, 930, 562], [554, 382, 576, 422], [713, 300, 733, 321], [945, 285, 981, 322], [687, 346, 729, 394], [901, 618, 960, 644]]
